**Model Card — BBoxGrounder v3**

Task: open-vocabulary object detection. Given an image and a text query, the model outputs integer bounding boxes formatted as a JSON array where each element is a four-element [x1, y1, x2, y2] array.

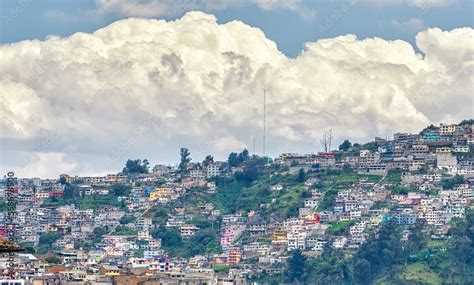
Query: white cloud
[[0, 11, 472, 178], [15, 153, 77, 178], [392, 17, 426, 32]]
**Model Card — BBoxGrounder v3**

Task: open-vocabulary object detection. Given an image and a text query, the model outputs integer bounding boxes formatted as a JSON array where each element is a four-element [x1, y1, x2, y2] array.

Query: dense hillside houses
[[1, 120, 473, 284]]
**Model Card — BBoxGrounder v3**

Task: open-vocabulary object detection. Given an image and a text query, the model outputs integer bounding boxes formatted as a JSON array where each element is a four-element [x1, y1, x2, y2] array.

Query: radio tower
[[263, 89, 266, 157]]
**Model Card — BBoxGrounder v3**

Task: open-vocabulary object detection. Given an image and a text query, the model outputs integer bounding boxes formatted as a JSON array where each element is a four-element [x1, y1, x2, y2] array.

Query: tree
[[92, 227, 107, 237], [286, 249, 306, 283], [228, 152, 240, 167], [297, 168, 306, 183], [122, 159, 149, 174], [320, 129, 333, 153], [120, 215, 136, 225], [179, 148, 191, 172], [63, 184, 79, 200], [113, 183, 130, 196], [354, 220, 405, 283], [203, 155, 214, 166], [342, 164, 352, 173], [407, 220, 427, 254], [228, 149, 250, 167], [339, 139, 352, 151], [39, 232, 61, 245], [238, 149, 249, 162], [234, 157, 265, 184], [354, 259, 372, 284], [441, 175, 465, 189], [152, 225, 182, 247], [448, 209, 474, 279]]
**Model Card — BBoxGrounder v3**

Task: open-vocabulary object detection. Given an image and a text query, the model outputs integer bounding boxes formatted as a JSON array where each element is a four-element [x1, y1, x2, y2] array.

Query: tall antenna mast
[[263, 89, 266, 157]]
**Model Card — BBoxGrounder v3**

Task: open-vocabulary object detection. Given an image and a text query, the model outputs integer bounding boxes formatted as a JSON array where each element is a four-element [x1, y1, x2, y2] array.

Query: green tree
[[228, 152, 240, 167], [286, 249, 306, 283], [441, 175, 465, 189], [152, 225, 182, 247], [353, 259, 372, 284], [122, 159, 149, 174], [179, 148, 192, 172], [339, 139, 352, 151], [238, 149, 249, 162], [39, 232, 61, 244], [297, 168, 306, 183], [113, 183, 130, 196], [354, 220, 405, 283], [120, 215, 136, 225], [63, 183, 80, 200], [203, 155, 214, 166], [234, 156, 265, 184]]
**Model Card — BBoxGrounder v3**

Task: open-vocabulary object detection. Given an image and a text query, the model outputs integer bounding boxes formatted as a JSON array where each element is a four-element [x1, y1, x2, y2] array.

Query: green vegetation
[[253, 210, 474, 285], [339, 139, 352, 151], [145, 205, 172, 224], [396, 262, 442, 285], [113, 183, 131, 196], [178, 148, 192, 172], [385, 169, 402, 183], [209, 160, 299, 217], [297, 168, 306, 183], [122, 158, 149, 174], [212, 265, 231, 274], [362, 141, 379, 151], [317, 188, 338, 211], [228, 149, 249, 167], [77, 194, 124, 209], [151, 225, 221, 258], [327, 220, 355, 235], [390, 185, 417, 195], [120, 215, 137, 225], [113, 226, 138, 236], [38, 232, 62, 254], [441, 175, 465, 189], [264, 184, 305, 220], [325, 171, 382, 186]]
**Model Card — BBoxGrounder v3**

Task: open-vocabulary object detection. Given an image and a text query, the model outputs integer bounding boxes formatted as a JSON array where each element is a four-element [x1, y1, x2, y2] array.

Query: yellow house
[[436, 147, 452, 153], [272, 229, 287, 244], [91, 176, 103, 184], [439, 123, 455, 135], [100, 265, 120, 276], [106, 174, 127, 182], [149, 188, 172, 201]]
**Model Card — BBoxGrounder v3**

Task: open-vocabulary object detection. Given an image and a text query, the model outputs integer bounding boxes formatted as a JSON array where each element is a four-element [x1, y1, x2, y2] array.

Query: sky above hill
[[0, 0, 473, 178]]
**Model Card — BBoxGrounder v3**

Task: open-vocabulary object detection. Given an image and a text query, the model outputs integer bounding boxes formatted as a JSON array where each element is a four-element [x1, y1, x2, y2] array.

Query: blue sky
[[1, 0, 473, 57]]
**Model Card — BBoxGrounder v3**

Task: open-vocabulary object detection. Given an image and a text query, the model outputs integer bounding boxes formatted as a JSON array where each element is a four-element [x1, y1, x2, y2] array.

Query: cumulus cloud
[[0, 11, 472, 178]]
